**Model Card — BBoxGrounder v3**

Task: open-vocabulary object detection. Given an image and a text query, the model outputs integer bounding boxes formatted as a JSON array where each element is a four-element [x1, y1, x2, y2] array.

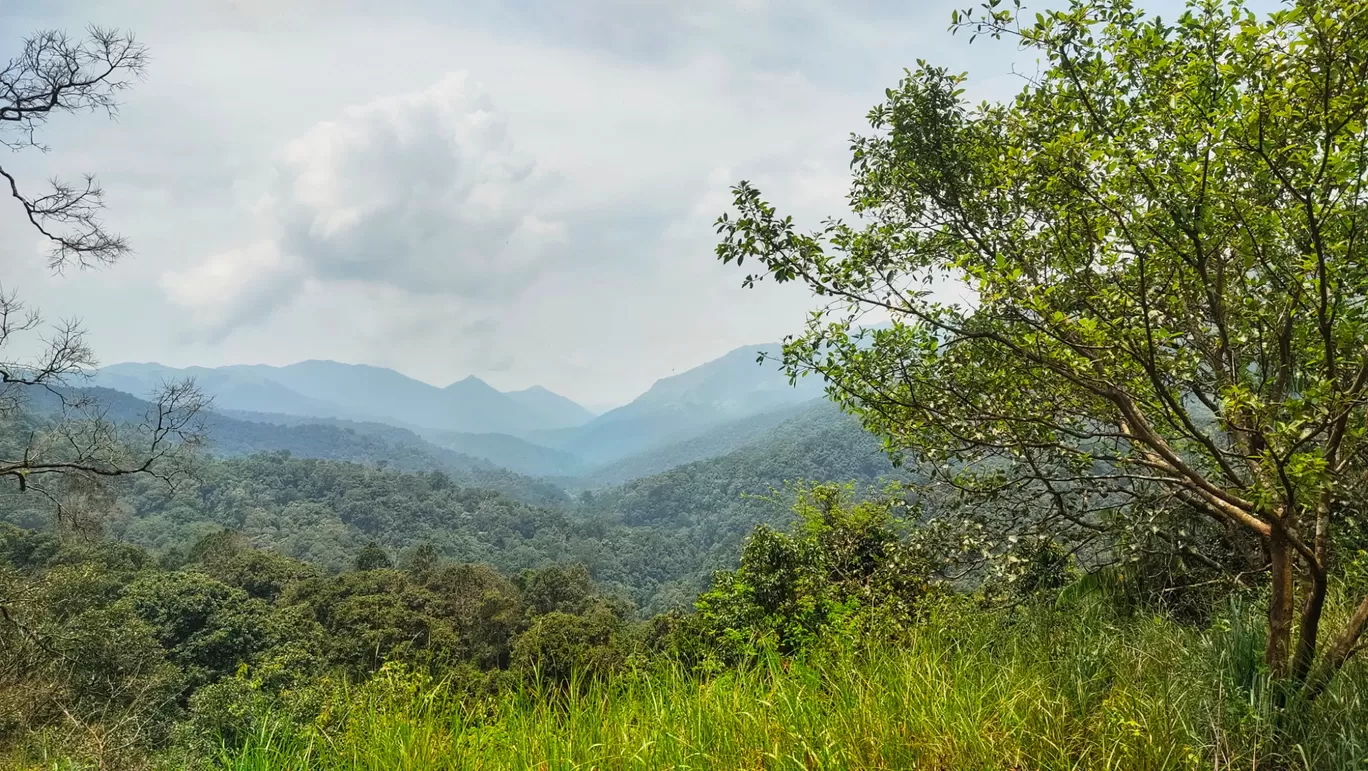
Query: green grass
[[218, 600, 1368, 771]]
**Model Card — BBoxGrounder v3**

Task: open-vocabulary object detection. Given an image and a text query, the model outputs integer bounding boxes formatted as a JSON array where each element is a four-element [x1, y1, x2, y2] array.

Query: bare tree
[[1, 26, 146, 272], [0, 26, 207, 521]]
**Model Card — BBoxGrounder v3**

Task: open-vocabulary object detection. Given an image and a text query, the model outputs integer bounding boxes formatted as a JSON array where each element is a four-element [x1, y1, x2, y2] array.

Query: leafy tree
[[422, 563, 524, 668], [716, 0, 1368, 696], [403, 542, 441, 576], [118, 571, 275, 692], [190, 532, 319, 602], [694, 485, 931, 660], [511, 605, 631, 688], [518, 563, 596, 617], [281, 569, 456, 674], [354, 541, 393, 571]]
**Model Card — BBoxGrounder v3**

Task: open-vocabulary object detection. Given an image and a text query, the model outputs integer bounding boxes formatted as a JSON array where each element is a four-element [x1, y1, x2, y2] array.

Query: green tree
[[518, 563, 595, 617], [119, 571, 274, 692], [694, 485, 930, 660], [403, 542, 441, 576], [716, 0, 1368, 696], [354, 541, 392, 571], [423, 563, 524, 668], [511, 605, 630, 688], [281, 569, 455, 673]]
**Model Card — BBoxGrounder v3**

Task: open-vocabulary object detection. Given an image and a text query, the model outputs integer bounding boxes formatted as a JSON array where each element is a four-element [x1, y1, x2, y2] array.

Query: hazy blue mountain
[[94, 363, 355, 419], [96, 343, 819, 474], [423, 429, 587, 477], [586, 399, 898, 530], [526, 344, 827, 465], [571, 399, 819, 489], [94, 360, 593, 435], [219, 408, 586, 478], [20, 386, 569, 508], [619, 344, 821, 414], [571, 399, 905, 602], [505, 385, 598, 425]]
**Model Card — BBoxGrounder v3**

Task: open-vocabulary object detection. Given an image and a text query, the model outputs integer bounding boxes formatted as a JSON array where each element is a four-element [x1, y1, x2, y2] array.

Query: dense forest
[[7, 0, 1368, 768], [3, 395, 899, 613]]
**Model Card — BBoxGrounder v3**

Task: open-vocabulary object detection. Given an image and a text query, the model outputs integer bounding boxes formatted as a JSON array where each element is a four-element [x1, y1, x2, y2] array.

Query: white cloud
[[164, 72, 564, 335], [160, 240, 301, 333], [3, 0, 1128, 404]]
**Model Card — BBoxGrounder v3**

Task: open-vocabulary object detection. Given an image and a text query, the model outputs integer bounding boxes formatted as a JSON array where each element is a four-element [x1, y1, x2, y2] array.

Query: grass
[[218, 598, 1368, 771]]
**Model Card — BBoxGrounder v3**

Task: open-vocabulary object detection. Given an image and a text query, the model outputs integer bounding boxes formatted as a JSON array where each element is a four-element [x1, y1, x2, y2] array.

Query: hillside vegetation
[[6, 486, 1368, 770], [8, 0, 1368, 768], [4, 392, 900, 611]]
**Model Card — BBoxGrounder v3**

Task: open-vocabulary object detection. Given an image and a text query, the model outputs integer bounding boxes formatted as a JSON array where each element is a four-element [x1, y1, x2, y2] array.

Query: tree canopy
[[717, 0, 1368, 695]]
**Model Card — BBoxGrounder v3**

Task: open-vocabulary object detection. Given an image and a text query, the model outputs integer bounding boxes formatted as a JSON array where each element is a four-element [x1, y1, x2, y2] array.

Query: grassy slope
[[219, 599, 1368, 770]]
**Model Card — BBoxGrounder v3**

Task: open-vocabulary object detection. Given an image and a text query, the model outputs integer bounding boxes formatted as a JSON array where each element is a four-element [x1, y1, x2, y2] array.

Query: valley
[[15, 342, 900, 611]]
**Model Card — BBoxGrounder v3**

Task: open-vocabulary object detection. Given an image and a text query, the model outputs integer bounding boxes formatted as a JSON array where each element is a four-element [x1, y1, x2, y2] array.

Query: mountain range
[[12, 342, 890, 611], [93, 360, 595, 435], [92, 343, 829, 476]]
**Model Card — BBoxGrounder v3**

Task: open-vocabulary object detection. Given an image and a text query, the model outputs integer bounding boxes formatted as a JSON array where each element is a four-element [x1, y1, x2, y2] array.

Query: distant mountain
[[95, 343, 824, 477], [571, 399, 819, 489], [527, 344, 827, 465], [587, 399, 899, 531], [423, 429, 587, 477], [93, 361, 593, 436], [576, 399, 907, 607], [505, 386, 597, 426], [22, 385, 569, 508], [94, 363, 355, 419], [622, 344, 821, 414], [220, 408, 587, 479]]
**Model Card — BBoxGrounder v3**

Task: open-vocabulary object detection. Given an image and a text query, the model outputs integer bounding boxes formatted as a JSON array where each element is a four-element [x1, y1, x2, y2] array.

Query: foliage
[[0, 522, 631, 768], [353, 541, 393, 571], [717, 0, 1368, 691], [692, 484, 934, 662]]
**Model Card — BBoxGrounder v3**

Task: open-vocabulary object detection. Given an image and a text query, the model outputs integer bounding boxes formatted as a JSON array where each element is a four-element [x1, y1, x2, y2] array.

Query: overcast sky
[[0, 0, 1201, 409]]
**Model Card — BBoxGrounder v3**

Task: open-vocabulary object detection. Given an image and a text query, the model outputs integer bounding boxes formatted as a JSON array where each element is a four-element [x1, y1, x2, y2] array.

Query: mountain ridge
[[95, 342, 830, 474], [94, 360, 592, 436]]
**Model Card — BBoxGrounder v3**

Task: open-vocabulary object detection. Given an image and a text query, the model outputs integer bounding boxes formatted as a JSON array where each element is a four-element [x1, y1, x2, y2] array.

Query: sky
[[0, 0, 1200, 409]]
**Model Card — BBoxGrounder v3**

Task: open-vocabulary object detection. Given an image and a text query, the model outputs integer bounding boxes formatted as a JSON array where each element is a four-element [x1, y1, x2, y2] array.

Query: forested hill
[[221, 408, 588, 479], [2, 385, 900, 611], [8, 452, 719, 610], [574, 400, 909, 596], [24, 387, 569, 508], [568, 399, 817, 489]]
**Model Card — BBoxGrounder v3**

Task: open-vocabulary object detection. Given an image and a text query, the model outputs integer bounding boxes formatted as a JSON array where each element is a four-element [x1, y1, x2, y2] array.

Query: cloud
[[159, 240, 302, 334], [7, 0, 1066, 404], [163, 72, 563, 335]]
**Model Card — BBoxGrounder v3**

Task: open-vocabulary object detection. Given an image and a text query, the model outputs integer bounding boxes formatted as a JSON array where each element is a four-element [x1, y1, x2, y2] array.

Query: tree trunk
[[1305, 593, 1368, 701], [1291, 567, 1326, 682], [1266, 530, 1295, 681]]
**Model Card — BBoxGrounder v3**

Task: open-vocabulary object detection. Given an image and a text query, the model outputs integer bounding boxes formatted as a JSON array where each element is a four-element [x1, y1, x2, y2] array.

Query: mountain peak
[[447, 374, 492, 389]]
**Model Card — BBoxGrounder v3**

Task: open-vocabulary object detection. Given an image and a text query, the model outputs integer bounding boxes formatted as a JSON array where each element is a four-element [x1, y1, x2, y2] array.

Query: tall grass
[[219, 599, 1368, 771]]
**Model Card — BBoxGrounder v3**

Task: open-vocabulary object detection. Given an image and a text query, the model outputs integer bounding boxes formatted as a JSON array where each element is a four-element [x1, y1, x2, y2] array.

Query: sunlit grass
[[219, 600, 1368, 771]]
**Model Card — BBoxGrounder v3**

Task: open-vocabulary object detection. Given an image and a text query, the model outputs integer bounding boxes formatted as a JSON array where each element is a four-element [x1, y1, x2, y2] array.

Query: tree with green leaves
[[717, 0, 1368, 697], [354, 541, 393, 571], [403, 542, 441, 576]]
